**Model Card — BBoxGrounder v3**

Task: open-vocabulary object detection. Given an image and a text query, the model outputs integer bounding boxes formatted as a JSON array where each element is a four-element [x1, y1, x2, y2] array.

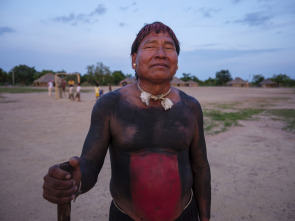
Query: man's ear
[[131, 53, 137, 69]]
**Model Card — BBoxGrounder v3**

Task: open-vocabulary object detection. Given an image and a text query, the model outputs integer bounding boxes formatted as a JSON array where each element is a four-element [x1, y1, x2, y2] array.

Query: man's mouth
[[151, 63, 169, 68]]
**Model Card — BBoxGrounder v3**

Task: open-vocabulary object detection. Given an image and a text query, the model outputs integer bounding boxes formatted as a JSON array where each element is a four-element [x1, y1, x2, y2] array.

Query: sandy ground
[[0, 86, 294, 221]]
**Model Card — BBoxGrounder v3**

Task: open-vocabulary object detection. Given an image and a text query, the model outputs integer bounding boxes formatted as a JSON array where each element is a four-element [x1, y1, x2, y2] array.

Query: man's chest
[[109, 104, 196, 152]]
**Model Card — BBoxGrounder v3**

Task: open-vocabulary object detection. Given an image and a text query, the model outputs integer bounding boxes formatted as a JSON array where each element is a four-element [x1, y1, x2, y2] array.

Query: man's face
[[132, 32, 178, 83]]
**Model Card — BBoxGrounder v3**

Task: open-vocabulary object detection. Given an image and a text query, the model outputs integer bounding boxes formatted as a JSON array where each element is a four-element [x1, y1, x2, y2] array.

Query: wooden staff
[[77, 73, 80, 84], [58, 162, 74, 221]]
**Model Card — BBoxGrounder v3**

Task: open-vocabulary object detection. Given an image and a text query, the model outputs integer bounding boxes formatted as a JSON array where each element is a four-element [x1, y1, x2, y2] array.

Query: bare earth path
[[0, 86, 294, 221]]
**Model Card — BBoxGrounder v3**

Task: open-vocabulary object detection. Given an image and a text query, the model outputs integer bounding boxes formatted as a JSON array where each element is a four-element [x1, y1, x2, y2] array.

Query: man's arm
[[79, 94, 113, 193], [43, 94, 114, 204], [189, 100, 211, 221]]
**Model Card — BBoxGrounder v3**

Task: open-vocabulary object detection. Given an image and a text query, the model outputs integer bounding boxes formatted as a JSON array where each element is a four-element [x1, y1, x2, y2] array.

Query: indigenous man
[[43, 22, 211, 221]]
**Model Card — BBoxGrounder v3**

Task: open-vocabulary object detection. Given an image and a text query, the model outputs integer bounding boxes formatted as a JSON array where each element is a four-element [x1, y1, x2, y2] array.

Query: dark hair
[[131, 21, 180, 56]]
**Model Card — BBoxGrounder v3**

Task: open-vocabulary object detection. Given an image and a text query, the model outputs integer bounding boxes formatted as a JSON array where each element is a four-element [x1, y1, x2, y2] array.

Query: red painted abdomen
[[130, 152, 181, 221]]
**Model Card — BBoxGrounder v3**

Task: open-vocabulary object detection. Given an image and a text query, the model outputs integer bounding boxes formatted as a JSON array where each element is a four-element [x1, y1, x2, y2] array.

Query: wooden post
[[77, 73, 80, 84]]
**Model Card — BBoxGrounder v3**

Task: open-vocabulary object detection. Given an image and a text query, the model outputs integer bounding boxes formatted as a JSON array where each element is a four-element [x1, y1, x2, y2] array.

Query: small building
[[171, 77, 185, 87], [259, 79, 277, 88], [226, 77, 249, 87], [33, 73, 61, 87], [185, 80, 199, 87]]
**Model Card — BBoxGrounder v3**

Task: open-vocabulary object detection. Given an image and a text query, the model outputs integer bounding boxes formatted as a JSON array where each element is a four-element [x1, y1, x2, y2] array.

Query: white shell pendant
[[137, 84, 173, 110], [161, 98, 173, 110], [140, 91, 151, 106]]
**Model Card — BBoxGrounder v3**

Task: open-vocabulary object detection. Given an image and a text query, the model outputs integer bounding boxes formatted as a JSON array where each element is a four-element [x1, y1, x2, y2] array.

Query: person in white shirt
[[75, 83, 81, 102], [48, 80, 53, 96]]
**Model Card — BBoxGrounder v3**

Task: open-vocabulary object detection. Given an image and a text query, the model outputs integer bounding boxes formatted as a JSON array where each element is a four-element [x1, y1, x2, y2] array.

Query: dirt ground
[[0, 86, 294, 221]]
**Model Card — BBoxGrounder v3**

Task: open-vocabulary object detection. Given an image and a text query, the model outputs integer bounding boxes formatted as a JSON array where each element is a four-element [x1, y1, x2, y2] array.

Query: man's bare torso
[[105, 86, 198, 220]]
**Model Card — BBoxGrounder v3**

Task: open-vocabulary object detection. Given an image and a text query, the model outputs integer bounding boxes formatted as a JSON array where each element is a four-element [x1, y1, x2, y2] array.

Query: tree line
[[180, 70, 295, 87], [0, 63, 294, 87], [0, 62, 131, 86]]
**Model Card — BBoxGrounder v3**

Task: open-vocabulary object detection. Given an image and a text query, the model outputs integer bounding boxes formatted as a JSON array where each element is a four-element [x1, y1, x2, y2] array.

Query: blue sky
[[1, 0, 294, 81]]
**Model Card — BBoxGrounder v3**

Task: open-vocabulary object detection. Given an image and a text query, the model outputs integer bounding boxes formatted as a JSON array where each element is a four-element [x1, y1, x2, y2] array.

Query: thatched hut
[[33, 73, 61, 87], [171, 77, 185, 87], [226, 77, 249, 87], [119, 76, 136, 87], [259, 79, 277, 88], [185, 80, 199, 87]]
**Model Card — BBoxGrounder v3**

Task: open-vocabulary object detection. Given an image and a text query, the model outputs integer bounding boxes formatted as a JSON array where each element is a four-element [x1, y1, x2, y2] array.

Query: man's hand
[[43, 157, 81, 204]]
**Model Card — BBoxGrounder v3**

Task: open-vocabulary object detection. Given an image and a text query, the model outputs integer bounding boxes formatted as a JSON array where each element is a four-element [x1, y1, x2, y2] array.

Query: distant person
[[108, 83, 112, 92], [68, 85, 74, 100], [95, 83, 100, 100], [62, 79, 66, 96], [75, 83, 81, 102], [68, 79, 75, 86], [99, 89, 104, 97], [48, 80, 53, 96]]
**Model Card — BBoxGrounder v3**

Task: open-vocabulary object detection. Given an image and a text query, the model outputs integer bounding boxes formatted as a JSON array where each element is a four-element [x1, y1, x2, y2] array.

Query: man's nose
[[155, 46, 166, 58]]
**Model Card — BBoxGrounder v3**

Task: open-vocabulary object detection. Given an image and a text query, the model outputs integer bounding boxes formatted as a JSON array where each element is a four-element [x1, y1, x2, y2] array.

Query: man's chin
[[147, 75, 174, 84]]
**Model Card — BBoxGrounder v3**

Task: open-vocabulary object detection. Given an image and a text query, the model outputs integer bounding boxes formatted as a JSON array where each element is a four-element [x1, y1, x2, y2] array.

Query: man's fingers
[[43, 175, 75, 190], [43, 158, 81, 204], [43, 185, 76, 199], [47, 164, 72, 179], [69, 156, 80, 169], [43, 179, 77, 204], [43, 191, 75, 204]]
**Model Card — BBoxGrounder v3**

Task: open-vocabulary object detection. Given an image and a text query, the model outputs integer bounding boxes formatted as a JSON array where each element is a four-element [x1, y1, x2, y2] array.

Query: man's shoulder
[[176, 89, 203, 117], [95, 89, 122, 106], [91, 90, 122, 117], [177, 89, 200, 107]]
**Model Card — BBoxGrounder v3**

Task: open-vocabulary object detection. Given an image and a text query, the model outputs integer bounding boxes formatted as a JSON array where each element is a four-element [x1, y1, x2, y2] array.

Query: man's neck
[[137, 80, 171, 96]]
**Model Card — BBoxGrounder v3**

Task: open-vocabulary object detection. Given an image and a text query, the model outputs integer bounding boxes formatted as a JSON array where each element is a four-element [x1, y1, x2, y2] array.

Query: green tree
[[103, 72, 113, 85], [203, 77, 217, 86], [56, 69, 67, 73], [0, 67, 8, 84], [80, 74, 88, 85], [112, 71, 125, 85], [86, 62, 113, 85], [252, 74, 264, 86], [95, 62, 112, 85], [191, 76, 203, 85], [8, 65, 37, 85], [284, 78, 295, 87], [85, 65, 96, 85], [271, 74, 291, 86], [181, 73, 204, 85], [215, 69, 232, 86], [180, 73, 192, 82]]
